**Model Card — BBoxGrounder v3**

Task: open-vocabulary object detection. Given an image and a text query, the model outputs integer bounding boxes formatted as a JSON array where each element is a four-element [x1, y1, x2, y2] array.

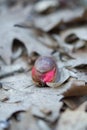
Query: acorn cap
[[35, 56, 57, 73]]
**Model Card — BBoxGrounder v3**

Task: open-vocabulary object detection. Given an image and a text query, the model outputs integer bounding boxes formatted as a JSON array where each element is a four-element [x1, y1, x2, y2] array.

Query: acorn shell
[[32, 56, 58, 86]]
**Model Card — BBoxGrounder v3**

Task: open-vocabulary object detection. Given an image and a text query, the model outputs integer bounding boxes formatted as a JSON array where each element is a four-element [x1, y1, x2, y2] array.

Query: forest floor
[[0, 0, 87, 130]]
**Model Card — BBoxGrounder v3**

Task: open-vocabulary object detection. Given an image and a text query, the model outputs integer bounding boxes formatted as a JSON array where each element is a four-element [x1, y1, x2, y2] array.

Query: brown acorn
[[32, 56, 58, 86]]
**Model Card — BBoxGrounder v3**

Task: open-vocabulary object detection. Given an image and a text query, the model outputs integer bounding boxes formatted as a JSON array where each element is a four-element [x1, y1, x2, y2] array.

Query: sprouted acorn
[[32, 56, 58, 86]]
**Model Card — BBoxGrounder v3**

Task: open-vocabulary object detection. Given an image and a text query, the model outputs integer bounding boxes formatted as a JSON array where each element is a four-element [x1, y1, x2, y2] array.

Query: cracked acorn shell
[[32, 56, 59, 86]]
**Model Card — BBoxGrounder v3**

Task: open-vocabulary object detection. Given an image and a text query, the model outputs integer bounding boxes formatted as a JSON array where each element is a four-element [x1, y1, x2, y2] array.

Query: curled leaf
[[62, 78, 87, 97], [47, 68, 76, 88], [62, 96, 87, 110], [61, 26, 87, 42]]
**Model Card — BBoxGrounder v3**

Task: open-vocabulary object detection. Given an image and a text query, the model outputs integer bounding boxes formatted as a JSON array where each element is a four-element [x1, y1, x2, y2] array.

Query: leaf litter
[[0, 0, 87, 130]]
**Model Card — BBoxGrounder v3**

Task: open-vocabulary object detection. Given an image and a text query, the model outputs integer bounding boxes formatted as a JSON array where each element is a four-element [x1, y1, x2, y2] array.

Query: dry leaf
[[0, 61, 29, 79], [34, 0, 59, 14], [10, 110, 41, 130], [0, 1, 87, 130], [47, 68, 76, 88], [56, 102, 87, 130], [61, 26, 87, 41], [0, 7, 56, 64], [62, 78, 87, 97], [0, 72, 63, 121], [62, 96, 87, 110], [34, 8, 87, 32]]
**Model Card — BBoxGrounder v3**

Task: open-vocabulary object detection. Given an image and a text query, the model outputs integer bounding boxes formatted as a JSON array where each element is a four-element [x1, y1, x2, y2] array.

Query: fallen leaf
[[0, 7, 56, 64], [47, 68, 76, 87], [10, 109, 41, 130], [55, 102, 87, 130], [0, 1, 87, 130], [33, 8, 87, 32], [62, 78, 87, 97], [34, 0, 59, 14], [0, 72, 63, 122], [62, 96, 87, 110], [61, 26, 87, 41]]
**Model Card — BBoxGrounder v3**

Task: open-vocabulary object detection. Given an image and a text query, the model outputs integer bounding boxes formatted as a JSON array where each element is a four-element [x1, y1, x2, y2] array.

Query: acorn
[[32, 56, 58, 86]]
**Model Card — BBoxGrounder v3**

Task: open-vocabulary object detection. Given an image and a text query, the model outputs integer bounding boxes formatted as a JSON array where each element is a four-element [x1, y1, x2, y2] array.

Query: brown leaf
[[63, 78, 87, 97], [62, 96, 87, 110]]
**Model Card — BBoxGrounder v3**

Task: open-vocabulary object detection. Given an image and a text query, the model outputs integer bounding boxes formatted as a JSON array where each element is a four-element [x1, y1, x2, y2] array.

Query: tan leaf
[[61, 26, 87, 41], [34, 8, 87, 32], [47, 68, 76, 88], [0, 8, 54, 64], [56, 102, 87, 130]]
